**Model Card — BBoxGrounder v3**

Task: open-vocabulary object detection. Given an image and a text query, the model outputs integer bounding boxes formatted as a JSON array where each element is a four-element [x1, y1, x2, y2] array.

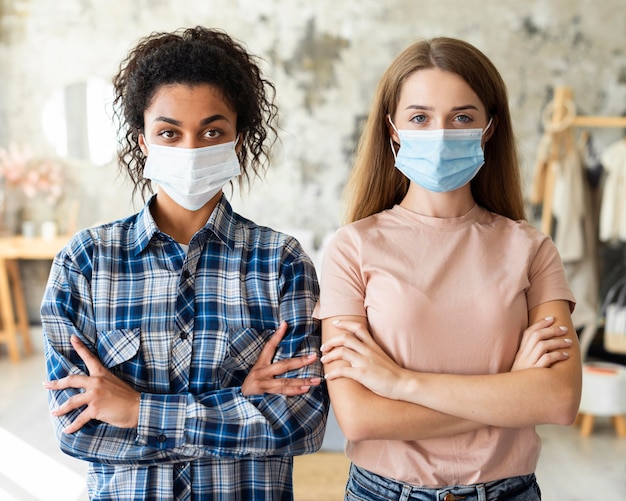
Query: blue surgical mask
[[389, 118, 492, 193]]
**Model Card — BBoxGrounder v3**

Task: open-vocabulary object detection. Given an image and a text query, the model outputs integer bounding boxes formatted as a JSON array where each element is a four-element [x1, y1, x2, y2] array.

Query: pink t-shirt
[[315, 204, 575, 487]]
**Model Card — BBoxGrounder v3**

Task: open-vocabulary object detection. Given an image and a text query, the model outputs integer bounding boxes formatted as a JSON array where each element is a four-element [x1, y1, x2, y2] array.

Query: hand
[[512, 316, 572, 371], [241, 321, 322, 397], [44, 335, 141, 433], [320, 319, 405, 400]]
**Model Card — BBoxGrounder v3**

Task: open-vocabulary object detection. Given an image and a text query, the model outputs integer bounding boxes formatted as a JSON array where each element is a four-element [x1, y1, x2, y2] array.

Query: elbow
[[57, 429, 89, 462], [285, 388, 330, 455], [550, 387, 582, 426], [342, 425, 370, 443], [334, 407, 377, 442]]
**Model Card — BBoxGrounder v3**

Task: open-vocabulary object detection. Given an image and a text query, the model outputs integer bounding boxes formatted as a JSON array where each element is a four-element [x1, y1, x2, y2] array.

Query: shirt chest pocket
[[96, 328, 145, 384], [219, 327, 274, 387]]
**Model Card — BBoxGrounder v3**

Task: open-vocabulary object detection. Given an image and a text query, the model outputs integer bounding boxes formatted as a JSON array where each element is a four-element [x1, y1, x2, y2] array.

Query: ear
[[138, 133, 149, 156], [386, 114, 400, 145], [483, 116, 498, 144]]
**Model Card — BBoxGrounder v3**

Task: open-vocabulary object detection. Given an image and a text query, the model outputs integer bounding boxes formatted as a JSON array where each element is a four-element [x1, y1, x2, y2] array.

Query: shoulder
[[480, 209, 561, 264], [60, 214, 138, 262], [330, 210, 391, 247], [481, 209, 548, 242], [229, 211, 315, 267]]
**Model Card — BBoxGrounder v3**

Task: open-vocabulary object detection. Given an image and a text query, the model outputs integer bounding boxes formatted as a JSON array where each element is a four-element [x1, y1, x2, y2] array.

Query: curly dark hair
[[112, 26, 279, 201]]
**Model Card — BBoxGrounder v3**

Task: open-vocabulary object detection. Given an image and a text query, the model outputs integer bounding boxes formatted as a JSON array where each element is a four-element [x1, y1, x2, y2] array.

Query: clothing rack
[[537, 86, 626, 236], [534, 86, 626, 360]]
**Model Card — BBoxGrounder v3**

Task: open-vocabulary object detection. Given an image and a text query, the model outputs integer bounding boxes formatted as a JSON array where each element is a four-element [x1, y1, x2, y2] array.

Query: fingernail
[[562, 352, 569, 358], [307, 353, 317, 360], [310, 377, 322, 384], [320, 355, 326, 363], [559, 326, 568, 332], [320, 344, 325, 351], [564, 338, 573, 344], [545, 316, 554, 321], [332, 319, 340, 325]]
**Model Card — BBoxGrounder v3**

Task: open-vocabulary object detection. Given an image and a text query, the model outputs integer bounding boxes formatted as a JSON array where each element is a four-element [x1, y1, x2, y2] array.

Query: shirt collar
[[131, 194, 238, 255]]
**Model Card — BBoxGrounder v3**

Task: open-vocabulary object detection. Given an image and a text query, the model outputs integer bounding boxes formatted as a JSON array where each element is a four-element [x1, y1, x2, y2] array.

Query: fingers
[[44, 374, 90, 392], [320, 346, 362, 366], [255, 322, 289, 366], [321, 331, 369, 356], [62, 412, 93, 435], [331, 319, 372, 342], [263, 376, 323, 396], [242, 372, 323, 396], [49, 390, 88, 417], [70, 335, 104, 376], [266, 353, 318, 375], [513, 316, 574, 370], [242, 321, 322, 396], [537, 350, 570, 368]]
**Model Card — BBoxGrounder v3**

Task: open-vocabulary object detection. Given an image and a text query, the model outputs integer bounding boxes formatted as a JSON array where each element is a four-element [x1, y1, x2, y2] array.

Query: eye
[[157, 129, 178, 140], [409, 114, 427, 124], [454, 114, 473, 124], [203, 129, 222, 139]]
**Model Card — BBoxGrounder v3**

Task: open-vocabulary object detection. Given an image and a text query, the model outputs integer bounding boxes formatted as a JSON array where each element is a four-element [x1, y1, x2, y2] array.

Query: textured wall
[[1, 0, 625, 318]]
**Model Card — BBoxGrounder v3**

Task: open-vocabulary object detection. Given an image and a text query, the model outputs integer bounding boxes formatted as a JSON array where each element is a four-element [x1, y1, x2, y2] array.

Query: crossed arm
[[44, 321, 321, 434], [320, 300, 582, 442]]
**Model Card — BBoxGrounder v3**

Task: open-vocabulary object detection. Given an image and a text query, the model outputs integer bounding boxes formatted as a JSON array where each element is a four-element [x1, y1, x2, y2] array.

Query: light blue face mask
[[389, 118, 492, 193]]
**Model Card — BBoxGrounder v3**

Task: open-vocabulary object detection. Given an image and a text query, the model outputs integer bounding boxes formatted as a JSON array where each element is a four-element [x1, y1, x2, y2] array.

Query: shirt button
[[177, 463, 187, 470], [443, 494, 456, 501], [180, 332, 188, 340], [157, 434, 167, 443]]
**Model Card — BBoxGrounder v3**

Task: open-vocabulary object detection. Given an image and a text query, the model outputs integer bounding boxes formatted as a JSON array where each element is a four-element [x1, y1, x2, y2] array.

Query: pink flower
[[0, 143, 32, 185], [0, 144, 64, 203]]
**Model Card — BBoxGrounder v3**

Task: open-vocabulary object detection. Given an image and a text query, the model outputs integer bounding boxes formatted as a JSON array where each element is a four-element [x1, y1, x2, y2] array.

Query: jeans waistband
[[346, 464, 540, 501]]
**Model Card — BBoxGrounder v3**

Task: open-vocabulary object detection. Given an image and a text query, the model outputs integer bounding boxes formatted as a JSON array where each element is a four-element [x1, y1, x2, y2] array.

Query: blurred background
[[1, 1, 625, 499], [0, 0, 624, 321]]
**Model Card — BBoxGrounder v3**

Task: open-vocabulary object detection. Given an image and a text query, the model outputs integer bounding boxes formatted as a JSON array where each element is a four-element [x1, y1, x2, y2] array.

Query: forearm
[[49, 383, 326, 464], [397, 363, 579, 427], [328, 378, 484, 441], [137, 385, 327, 458], [392, 301, 582, 427]]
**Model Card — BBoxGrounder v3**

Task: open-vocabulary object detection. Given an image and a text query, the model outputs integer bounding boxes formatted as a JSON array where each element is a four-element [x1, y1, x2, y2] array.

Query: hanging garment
[[531, 131, 599, 335], [599, 139, 626, 243], [551, 144, 586, 262]]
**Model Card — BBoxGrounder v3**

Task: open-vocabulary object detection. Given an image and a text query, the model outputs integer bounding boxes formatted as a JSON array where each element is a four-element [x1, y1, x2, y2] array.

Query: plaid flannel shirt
[[41, 196, 328, 501]]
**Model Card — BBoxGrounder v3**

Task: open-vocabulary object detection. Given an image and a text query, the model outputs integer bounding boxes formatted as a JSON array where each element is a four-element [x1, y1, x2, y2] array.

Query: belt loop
[[476, 483, 487, 501], [399, 484, 412, 501]]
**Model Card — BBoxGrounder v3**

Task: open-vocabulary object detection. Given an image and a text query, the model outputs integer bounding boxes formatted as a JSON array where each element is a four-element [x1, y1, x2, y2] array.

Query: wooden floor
[[293, 452, 350, 501]]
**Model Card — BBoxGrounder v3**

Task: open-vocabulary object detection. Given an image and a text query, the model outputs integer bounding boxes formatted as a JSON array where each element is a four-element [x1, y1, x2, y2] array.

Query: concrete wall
[[1, 0, 625, 320]]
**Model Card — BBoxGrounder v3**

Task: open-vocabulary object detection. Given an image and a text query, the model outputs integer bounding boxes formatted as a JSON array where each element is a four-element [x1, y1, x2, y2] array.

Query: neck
[[400, 183, 475, 218], [150, 192, 221, 244]]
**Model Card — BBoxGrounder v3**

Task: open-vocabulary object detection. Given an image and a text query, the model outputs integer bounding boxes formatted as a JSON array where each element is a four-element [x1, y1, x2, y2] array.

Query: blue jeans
[[345, 464, 541, 501]]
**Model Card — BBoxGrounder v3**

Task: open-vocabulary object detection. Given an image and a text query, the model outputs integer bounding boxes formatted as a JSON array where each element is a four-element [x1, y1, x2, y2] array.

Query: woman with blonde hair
[[316, 37, 581, 500]]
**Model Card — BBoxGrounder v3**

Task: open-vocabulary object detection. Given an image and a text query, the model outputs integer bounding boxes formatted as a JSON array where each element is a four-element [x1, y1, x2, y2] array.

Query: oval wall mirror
[[42, 77, 117, 166]]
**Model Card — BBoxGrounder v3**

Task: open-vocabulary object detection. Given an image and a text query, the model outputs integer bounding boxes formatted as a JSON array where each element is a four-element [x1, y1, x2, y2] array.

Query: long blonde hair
[[344, 37, 525, 224]]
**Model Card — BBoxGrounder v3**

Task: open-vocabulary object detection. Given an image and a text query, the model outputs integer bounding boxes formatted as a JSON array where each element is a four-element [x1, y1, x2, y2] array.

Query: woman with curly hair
[[42, 26, 327, 500]]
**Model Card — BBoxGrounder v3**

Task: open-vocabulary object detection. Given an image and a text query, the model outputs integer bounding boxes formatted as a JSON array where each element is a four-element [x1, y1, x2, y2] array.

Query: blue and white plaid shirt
[[41, 195, 328, 501]]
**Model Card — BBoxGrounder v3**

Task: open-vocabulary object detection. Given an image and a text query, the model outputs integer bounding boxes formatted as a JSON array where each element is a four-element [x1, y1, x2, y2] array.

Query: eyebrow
[[152, 114, 230, 126], [405, 104, 480, 112]]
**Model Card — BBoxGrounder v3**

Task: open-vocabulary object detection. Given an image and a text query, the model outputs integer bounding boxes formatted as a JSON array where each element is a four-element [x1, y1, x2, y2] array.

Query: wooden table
[[0, 235, 70, 362]]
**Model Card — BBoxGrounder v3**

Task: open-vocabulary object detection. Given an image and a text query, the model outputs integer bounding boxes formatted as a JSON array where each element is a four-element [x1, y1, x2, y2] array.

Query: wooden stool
[[0, 258, 32, 363], [576, 363, 626, 438]]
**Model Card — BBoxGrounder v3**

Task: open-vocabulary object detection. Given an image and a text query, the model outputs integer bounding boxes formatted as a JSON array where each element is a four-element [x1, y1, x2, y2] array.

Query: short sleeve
[[313, 227, 367, 319], [526, 236, 576, 313]]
